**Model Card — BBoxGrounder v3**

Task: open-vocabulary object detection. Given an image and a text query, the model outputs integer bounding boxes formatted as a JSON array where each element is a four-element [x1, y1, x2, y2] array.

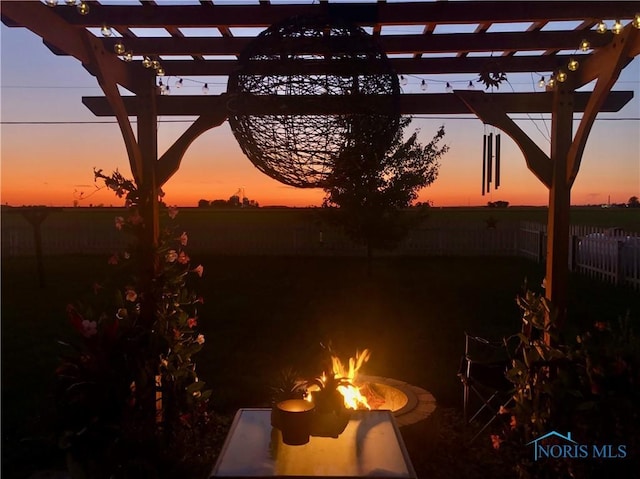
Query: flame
[[331, 349, 371, 410]]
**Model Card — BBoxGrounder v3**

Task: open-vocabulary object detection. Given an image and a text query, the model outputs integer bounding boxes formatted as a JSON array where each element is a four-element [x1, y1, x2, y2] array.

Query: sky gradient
[[1, 17, 639, 208]]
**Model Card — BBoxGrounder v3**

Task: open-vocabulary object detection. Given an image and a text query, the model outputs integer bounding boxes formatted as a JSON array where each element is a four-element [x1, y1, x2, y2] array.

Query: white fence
[[519, 222, 640, 291], [2, 219, 638, 290]]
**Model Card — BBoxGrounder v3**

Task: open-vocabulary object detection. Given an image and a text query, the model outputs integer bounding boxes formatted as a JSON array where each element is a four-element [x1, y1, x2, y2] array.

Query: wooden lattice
[[227, 15, 401, 188]]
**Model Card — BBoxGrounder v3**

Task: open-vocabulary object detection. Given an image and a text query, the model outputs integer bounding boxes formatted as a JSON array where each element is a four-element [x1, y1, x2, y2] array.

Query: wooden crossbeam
[[89, 30, 613, 57], [81, 91, 633, 117], [25, 2, 640, 28]]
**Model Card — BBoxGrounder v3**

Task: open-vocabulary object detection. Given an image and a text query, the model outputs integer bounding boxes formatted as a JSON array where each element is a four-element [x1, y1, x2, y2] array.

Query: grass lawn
[[2, 254, 639, 478]]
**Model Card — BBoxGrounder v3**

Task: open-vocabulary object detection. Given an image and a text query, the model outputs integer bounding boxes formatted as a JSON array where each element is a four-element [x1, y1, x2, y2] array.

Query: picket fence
[[2, 220, 639, 290]]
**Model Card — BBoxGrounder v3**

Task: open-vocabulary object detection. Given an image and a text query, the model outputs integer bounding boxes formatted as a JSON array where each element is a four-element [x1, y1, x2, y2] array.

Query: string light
[[45, 0, 58, 7], [202, 83, 210, 94], [114, 42, 126, 55], [123, 51, 133, 62], [156, 67, 165, 76], [175, 78, 183, 89], [579, 39, 590, 51], [633, 14, 640, 29], [612, 19, 623, 34], [77, 1, 89, 15], [556, 70, 567, 83], [445, 82, 453, 93], [400, 75, 408, 86], [142, 57, 153, 68], [568, 58, 579, 72], [420, 79, 427, 91], [101, 25, 113, 37], [596, 20, 608, 34], [538, 76, 545, 88], [65, 0, 76, 6], [547, 77, 556, 88], [151, 60, 160, 70], [467, 80, 475, 90]]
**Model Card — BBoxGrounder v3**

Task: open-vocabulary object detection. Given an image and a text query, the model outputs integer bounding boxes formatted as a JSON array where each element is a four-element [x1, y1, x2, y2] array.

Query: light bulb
[[420, 79, 427, 91], [123, 51, 133, 62], [202, 83, 209, 94], [612, 19, 623, 35], [596, 20, 607, 34], [445, 82, 453, 93], [633, 14, 640, 29], [400, 75, 408, 86], [114, 42, 126, 55], [538, 76, 545, 89], [101, 25, 113, 37], [467, 80, 475, 90], [45, 0, 58, 7], [65, 0, 76, 6], [556, 71, 567, 83], [165, 85, 171, 95], [142, 57, 152, 68], [156, 67, 165, 76], [568, 58, 579, 72], [548, 77, 556, 88], [77, 1, 89, 15], [175, 79, 183, 89], [579, 39, 590, 51], [151, 60, 160, 70]]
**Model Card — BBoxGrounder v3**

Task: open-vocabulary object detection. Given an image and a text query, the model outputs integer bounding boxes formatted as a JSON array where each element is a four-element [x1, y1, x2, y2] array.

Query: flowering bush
[[55, 169, 213, 478], [491, 289, 640, 479]]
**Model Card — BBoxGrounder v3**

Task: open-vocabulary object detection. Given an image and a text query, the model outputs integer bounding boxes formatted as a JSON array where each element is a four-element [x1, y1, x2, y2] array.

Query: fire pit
[[303, 348, 436, 428], [356, 375, 436, 427]]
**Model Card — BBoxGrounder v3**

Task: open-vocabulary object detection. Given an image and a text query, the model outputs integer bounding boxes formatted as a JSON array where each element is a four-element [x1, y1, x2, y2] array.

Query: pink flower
[[81, 319, 98, 338], [196, 334, 205, 345], [192, 264, 204, 277], [129, 211, 143, 225], [125, 289, 137, 302], [115, 216, 125, 230], [165, 250, 178, 263], [509, 415, 517, 430], [498, 405, 510, 415], [490, 434, 504, 450], [187, 317, 198, 329], [178, 251, 190, 265], [168, 206, 179, 219], [180, 232, 188, 246]]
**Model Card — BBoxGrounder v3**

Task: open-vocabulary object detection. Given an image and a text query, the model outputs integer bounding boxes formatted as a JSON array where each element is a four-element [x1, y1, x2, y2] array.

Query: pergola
[[2, 0, 639, 329]]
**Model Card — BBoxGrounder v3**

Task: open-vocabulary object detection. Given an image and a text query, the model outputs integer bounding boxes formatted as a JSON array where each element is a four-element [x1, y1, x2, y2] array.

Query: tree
[[198, 199, 210, 208], [322, 117, 448, 272], [628, 196, 639, 208]]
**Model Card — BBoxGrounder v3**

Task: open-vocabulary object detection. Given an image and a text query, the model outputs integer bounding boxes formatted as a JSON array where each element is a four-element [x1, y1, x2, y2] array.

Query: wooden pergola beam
[[150, 55, 584, 77], [34, 2, 640, 28], [87, 30, 614, 57], [81, 91, 633, 117]]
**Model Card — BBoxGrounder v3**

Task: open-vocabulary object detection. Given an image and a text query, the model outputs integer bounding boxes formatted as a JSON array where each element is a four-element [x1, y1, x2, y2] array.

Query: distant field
[[3, 206, 639, 232]]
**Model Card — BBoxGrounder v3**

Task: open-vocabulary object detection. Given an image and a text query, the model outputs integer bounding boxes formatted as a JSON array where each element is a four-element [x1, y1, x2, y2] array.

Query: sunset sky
[[1, 11, 639, 208]]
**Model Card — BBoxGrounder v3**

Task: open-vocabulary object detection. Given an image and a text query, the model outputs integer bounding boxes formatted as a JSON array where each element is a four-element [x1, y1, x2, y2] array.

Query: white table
[[211, 408, 417, 478]]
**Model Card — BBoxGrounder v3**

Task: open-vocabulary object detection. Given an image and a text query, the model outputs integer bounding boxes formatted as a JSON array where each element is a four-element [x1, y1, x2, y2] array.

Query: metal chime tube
[[487, 132, 493, 193], [482, 134, 487, 195], [495, 133, 501, 189]]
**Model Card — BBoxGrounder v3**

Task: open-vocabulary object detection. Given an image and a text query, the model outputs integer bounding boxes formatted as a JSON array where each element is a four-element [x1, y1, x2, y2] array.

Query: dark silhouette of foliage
[[322, 117, 448, 269]]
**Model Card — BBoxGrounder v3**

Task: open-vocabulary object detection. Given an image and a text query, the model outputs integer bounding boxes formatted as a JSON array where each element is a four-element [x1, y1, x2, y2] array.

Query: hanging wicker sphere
[[227, 15, 401, 188]]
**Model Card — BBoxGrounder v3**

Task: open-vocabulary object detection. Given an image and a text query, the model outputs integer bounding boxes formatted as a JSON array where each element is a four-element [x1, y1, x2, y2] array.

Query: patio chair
[[458, 332, 515, 444]]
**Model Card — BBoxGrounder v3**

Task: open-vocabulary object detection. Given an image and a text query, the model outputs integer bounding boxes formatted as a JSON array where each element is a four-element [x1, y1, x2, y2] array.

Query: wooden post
[[545, 83, 574, 337]]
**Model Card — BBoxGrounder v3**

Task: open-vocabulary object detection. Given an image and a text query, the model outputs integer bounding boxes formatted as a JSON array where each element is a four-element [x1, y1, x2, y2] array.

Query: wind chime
[[481, 125, 501, 195]]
